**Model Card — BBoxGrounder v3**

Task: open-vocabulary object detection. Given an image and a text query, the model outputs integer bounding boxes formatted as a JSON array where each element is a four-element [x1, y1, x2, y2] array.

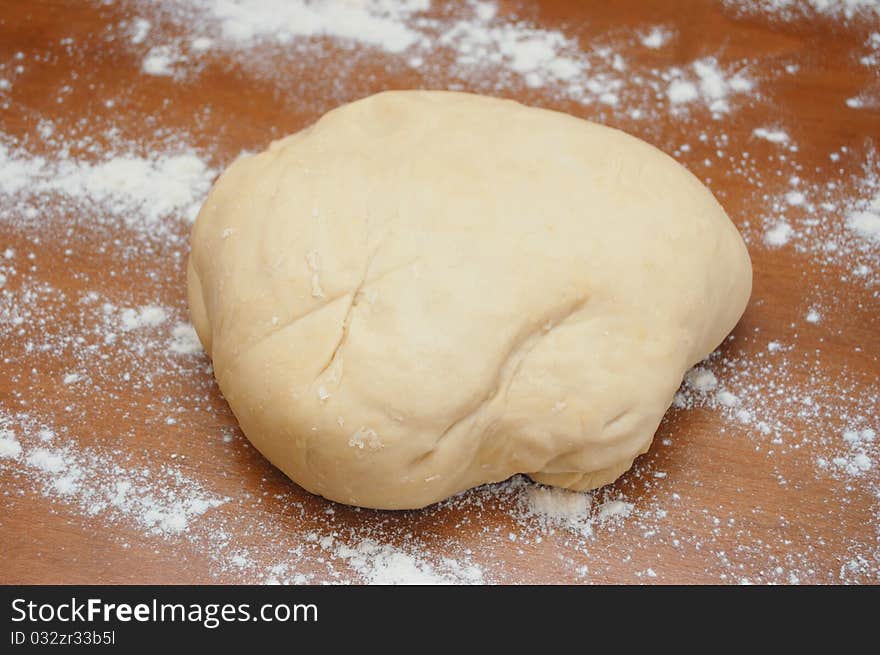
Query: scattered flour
[[139, 0, 757, 115], [0, 140, 214, 240], [743, 148, 880, 287], [199, 0, 428, 53], [4, 412, 228, 535]]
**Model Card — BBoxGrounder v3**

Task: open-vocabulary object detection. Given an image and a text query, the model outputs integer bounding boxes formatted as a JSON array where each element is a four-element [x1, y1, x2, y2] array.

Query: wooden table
[[1, 0, 877, 584]]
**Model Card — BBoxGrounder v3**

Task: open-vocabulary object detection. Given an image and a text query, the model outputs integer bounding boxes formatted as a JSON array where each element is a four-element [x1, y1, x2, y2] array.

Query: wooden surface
[[1, 0, 878, 584]]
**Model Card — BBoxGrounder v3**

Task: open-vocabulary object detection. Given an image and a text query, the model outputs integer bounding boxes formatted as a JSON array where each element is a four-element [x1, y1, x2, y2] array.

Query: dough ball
[[187, 91, 751, 509]]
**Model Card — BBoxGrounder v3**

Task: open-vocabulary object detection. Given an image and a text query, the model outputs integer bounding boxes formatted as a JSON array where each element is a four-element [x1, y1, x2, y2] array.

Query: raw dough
[[187, 91, 751, 509]]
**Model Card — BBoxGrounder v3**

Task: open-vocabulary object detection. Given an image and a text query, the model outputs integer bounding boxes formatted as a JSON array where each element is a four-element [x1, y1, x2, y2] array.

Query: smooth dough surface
[[187, 91, 751, 509]]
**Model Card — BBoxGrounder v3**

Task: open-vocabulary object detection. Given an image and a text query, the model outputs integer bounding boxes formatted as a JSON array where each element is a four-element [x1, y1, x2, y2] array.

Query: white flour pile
[[168, 323, 203, 355], [0, 430, 23, 459], [121, 305, 168, 330], [516, 483, 635, 537], [641, 27, 672, 49], [0, 0, 878, 584], [847, 192, 880, 243], [523, 484, 594, 535], [142, 45, 185, 76]]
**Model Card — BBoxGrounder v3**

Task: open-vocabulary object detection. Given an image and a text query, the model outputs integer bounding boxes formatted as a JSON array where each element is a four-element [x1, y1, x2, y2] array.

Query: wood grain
[[0, 0, 877, 584]]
